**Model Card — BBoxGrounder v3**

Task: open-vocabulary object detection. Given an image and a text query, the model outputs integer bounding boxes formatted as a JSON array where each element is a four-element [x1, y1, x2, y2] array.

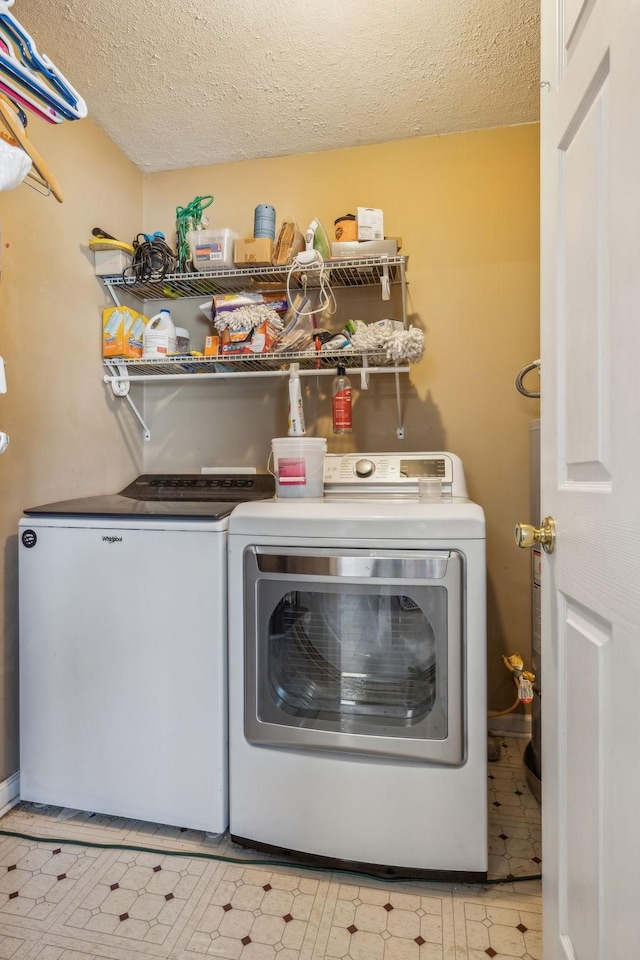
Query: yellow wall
[[0, 121, 538, 781], [0, 117, 143, 779], [143, 124, 541, 712]]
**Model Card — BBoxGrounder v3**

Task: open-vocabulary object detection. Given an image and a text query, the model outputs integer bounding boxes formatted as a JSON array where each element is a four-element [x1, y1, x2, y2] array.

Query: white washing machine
[[19, 472, 273, 833], [227, 452, 487, 880]]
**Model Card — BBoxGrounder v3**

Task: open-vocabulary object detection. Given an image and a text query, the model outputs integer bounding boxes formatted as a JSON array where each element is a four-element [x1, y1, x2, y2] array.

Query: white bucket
[[270, 437, 327, 499]]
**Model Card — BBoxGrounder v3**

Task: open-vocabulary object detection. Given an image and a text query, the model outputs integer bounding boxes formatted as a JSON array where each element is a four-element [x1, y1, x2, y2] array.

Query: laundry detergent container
[[271, 437, 327, 498]]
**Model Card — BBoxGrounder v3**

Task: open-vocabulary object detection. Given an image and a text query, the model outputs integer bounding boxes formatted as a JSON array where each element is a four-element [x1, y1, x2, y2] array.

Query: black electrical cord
[[123, 234, 176, 283], [0, 827, 541, 886]]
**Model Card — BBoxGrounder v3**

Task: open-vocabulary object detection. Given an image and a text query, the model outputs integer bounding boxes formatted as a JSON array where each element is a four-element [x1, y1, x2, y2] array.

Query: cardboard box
[[204, 335, 220, 357], [220, 320, 279, 355], [233, 238, 274, 267], [357, 207, 384, 241], [262, 293, 288, 312], [94, 249, 132, 277], [220, 327, 254, 345], [102, 306, 148, 358], [213, 292, 265, 315]]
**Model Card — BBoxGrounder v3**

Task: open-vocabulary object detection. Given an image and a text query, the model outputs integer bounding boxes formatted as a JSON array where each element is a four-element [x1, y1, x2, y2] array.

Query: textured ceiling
[[15, 0, 540, 174]]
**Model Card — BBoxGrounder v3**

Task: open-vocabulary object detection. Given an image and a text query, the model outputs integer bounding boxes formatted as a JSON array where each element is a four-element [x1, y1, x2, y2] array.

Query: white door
[[541, 0, 640, 957]]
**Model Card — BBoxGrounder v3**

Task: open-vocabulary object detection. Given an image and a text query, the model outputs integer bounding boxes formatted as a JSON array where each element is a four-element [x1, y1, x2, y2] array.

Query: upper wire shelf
[[101, 255, 408, 302], [103, 349, 407, 377]]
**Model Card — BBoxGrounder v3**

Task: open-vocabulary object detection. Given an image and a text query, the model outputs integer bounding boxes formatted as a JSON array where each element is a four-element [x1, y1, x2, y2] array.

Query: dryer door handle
[[252, 549, 452, 580]]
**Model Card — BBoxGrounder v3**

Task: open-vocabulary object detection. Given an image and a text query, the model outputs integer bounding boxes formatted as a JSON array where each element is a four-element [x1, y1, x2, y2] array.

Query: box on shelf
[[330, 239, 399, 259], [187, 228, 238, 271], [220, 320, 280, 355], [260, 292, 289, 313], [213, 291, 264, 314], [94, 249, 132, 277], [357, 207, 384, 241], [213, 292, 289, 317], [233, 238, 274, 267], [102, 306, 148, 359], [204, 335, 220, 357]]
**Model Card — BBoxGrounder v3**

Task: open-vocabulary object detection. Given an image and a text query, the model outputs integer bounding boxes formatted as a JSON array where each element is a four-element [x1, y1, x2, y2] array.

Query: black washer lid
[[23, 473, 275, 518]]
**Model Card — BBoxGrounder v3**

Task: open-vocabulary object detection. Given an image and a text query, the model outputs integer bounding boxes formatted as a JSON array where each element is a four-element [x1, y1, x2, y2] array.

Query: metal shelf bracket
[[108, 362, 130, 397], [360, 355, 370, 390], [106, 284, 121, 308], [380, 256, 390, 301], [395, 370, 405, 440], [104, 363, 151, 441]]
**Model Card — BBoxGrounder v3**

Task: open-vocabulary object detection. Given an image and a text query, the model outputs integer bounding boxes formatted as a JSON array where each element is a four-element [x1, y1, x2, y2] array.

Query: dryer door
[[244, 547, 464, 763]]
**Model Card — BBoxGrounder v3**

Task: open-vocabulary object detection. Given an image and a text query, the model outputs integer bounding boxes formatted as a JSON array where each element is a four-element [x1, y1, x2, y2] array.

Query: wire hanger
[[0, 1, 88, 202], [0, 38, 60, 123], [0, 93, 63, 201], [0, 0, 87, 122]]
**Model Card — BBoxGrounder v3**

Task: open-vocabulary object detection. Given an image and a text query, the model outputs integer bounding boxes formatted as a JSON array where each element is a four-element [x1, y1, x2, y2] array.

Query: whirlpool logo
[[102, 535, 123, 544]]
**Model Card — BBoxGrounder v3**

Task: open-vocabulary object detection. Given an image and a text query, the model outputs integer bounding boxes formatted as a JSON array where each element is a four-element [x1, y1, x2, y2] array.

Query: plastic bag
[[0, 137, 30, 192]]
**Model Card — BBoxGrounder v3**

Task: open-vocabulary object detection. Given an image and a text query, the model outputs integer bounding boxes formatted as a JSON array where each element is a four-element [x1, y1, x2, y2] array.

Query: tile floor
[[0, 737, 541, 960]]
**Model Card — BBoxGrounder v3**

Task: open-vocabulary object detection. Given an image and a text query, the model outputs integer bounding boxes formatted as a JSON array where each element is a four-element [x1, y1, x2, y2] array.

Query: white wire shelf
[[101, 256, 408, 302], [100, 257, 411, 442], [103, 349, 409, 379]]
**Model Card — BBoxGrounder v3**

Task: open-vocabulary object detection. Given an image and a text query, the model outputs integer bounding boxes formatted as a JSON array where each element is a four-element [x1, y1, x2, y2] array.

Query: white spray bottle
[[287, 363, 306, 436]]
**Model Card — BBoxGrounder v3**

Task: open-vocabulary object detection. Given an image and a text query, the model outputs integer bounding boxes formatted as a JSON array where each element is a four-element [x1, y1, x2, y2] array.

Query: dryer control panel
[[323, 452, 467, 499]]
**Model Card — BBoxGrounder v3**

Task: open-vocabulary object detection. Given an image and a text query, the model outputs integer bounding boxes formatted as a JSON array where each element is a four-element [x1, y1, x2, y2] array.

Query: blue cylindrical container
[[254, 204, 276, 240]]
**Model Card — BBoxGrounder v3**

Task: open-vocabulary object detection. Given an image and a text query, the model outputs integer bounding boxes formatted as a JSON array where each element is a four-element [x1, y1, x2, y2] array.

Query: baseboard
[[0, 771, 20, 819], [488, 713, 532, 737]]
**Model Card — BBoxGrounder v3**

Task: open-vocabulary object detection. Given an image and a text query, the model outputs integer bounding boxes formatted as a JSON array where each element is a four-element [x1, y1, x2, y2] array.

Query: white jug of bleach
[[143, 309, 176, 359]]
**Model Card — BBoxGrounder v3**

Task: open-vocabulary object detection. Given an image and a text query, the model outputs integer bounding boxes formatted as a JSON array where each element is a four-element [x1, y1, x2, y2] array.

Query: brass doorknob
[[514, 517, 556, 554]]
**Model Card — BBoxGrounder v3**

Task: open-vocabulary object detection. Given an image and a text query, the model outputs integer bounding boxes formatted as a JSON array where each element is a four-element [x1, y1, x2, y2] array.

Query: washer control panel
[[119, 473, 275, 502], [323, 452, 462, 496]]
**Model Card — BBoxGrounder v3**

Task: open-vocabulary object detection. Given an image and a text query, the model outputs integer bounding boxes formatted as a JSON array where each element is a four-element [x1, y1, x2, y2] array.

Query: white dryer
[[227, 452, 487, 880]]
